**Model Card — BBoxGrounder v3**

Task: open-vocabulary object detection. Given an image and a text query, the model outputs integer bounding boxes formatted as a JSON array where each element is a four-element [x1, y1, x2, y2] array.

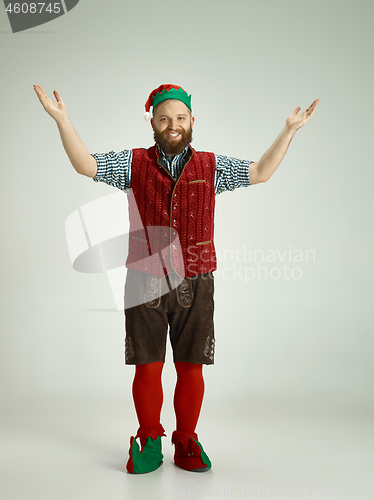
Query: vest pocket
[[196, 241, 212, 246], [132, 236, 148, 243], [189, 179, 206, 184]]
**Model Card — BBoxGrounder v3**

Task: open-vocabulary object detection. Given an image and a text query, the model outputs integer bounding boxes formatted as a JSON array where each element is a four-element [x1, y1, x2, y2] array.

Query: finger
[[306, 99, 320, 117], [53, 90, 62, 102], [306, 99, 320, 112], [34, 84, 47, 93], [33, 85, 50, 106], [293, 106, 301, 115], [33, 84, 50, 101], [311, 98, 320, 110], [33, 84, 46, 97]]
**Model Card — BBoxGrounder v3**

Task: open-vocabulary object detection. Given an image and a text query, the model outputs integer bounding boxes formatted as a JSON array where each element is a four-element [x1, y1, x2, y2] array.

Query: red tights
[[132, 361, 204, 433]]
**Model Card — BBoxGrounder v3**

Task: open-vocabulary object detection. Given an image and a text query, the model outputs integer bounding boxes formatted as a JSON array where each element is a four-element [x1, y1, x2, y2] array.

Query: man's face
[[151, 100, 195, 156]]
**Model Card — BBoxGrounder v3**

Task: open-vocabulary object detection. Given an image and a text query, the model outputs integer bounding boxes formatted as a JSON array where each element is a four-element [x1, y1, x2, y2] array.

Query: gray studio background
[[1, 1, 373, 499]]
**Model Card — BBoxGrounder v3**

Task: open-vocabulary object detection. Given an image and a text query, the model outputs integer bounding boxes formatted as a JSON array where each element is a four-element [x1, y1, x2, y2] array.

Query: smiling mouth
[[167, 132, 180, 139]]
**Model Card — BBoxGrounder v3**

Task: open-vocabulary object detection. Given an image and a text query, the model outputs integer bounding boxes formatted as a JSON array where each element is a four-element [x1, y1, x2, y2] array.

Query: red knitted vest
[[125, 145, 216, 278]]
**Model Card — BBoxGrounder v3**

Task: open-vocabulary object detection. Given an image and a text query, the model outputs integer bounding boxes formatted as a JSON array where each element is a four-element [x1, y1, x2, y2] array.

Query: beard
[[154, 125, 193, 156]]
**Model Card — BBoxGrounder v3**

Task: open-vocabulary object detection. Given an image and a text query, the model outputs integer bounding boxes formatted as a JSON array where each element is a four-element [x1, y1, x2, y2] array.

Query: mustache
[[162, 127, 184, 134]]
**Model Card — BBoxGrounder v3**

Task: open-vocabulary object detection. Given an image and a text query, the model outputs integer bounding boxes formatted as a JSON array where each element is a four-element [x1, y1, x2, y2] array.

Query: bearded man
[[34, 83, 319, 474]]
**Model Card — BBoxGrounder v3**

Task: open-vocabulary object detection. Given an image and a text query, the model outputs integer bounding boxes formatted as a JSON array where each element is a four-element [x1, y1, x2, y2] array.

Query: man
[[34, 83, 319, 474]]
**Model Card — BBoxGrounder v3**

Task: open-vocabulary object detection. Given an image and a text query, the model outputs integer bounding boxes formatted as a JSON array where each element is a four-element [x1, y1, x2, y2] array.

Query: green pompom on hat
[[144, 84, 192, 120]]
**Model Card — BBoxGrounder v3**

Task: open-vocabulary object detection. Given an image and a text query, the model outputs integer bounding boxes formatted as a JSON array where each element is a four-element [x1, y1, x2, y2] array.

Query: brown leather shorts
[[124, 269, 215, 365]]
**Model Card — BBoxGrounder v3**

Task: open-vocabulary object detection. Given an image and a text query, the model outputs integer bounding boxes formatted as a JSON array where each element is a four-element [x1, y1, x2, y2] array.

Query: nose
[[169, 118, 179, 130]]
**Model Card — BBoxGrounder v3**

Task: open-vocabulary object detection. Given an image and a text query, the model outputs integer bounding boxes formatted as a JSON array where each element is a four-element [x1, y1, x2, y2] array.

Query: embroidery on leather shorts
[[176, 278, 194, 307], [125, 336, 135, 362], [203, 335, 215, 361], [144, 275, 161, 308]]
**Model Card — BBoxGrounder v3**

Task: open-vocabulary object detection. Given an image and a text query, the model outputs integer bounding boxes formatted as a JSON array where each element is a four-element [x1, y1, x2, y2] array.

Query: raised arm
[[249, 99, 320, 184], [33, 85, 97, 178]]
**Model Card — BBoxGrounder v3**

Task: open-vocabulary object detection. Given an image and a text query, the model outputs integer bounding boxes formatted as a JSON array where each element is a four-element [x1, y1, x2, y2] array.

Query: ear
[[191, 116, 195, 128], [150, 117, 155, 131]]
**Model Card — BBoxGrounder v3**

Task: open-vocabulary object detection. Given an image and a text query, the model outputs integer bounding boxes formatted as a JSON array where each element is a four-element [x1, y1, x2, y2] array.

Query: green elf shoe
[[126, 424, 166, 474]]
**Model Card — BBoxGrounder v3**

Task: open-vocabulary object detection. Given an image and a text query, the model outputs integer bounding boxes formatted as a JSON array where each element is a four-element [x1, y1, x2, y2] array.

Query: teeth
[[168, 133, 179, 137]]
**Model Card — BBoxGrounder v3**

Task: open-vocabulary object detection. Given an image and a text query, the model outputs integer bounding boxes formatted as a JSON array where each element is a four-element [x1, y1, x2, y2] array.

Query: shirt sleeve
[[214, 154, 253, 195], [91, 149, 132, 192]]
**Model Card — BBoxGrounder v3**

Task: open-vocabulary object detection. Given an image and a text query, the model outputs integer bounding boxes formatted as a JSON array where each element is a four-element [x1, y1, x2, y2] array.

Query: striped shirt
[[91, 145, 253, 195]]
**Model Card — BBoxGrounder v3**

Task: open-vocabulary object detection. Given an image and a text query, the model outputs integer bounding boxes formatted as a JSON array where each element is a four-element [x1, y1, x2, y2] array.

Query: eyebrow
[[158, 114, 187, 118]]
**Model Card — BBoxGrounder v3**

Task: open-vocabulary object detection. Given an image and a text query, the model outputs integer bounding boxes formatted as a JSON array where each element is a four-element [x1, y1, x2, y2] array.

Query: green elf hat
[[143, 84, 192, 121]]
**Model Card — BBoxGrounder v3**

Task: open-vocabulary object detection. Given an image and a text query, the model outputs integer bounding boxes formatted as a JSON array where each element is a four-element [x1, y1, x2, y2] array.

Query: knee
[[175, 361, 203, 379], [135, 361, 164, 379]]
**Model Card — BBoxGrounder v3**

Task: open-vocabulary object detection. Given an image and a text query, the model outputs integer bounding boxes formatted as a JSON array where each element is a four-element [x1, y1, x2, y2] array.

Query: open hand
[[286, 99, 320, 133], [33, 85, 67, 122]]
